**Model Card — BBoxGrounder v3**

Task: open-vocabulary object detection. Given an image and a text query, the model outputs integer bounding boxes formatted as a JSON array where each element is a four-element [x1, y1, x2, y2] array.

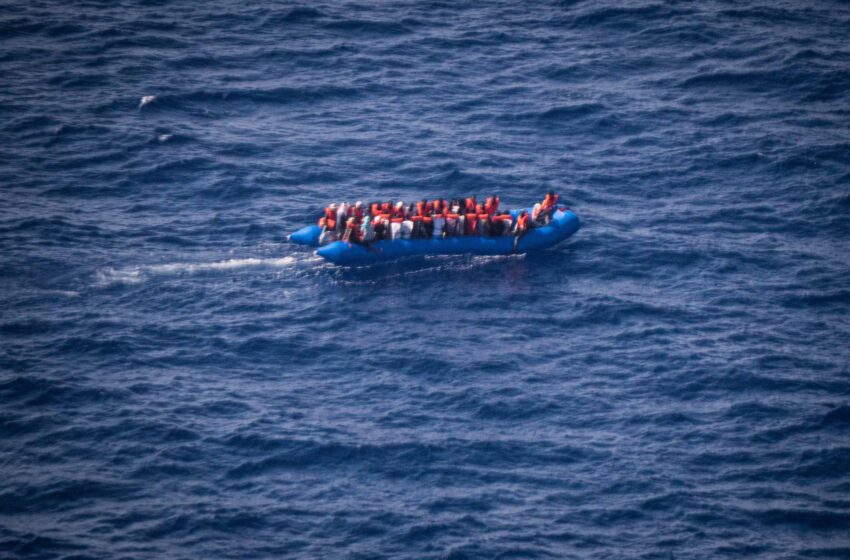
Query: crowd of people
[[318, 192, 560, 250]]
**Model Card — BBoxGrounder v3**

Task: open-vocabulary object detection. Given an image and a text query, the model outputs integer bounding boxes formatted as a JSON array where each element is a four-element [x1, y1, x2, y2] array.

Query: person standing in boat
[[514, 209, 531, 252]]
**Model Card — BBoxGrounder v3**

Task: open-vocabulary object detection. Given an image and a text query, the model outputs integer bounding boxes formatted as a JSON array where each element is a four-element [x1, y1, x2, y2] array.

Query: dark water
[[2, 1, 850, 558]]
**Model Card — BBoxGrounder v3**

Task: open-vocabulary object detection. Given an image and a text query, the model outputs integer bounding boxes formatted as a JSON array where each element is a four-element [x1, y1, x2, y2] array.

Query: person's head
[[355, 200, 362, 208], [548, 191, 555, 198]]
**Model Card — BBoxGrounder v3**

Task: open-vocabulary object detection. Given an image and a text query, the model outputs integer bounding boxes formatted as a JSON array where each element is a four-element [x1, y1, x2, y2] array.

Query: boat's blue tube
[[289, 224, 323, 246], [313, 209, 580, 265]]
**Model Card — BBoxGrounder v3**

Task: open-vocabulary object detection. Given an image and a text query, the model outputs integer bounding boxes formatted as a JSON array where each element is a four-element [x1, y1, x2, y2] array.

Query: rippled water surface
[[2, 1, 850, 558]]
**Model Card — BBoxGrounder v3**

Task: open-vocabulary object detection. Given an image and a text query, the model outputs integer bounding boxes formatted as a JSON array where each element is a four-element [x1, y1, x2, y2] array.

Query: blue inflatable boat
[[290, 208, 580, 266]]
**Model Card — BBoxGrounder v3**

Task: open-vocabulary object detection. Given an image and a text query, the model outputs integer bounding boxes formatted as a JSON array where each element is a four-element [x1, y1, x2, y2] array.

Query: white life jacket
[[401, 220, 413, 239], [336, 205, 348, 233], [390, 221, 402, 240]]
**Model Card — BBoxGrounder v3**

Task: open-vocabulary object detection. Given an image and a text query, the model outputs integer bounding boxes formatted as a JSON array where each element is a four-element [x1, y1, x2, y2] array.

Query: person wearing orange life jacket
[[445, 207, 460, 238], [318, 203, 337, 230], [317, 203, 340, 244], [465, 196, 477, 214], [474, 204, 488, 236], [422, 208, 434, 238], [463, 207, 478, 236], [537, 191, 559, 224], [513, 209, 531, 252], [409, 199, 426, 239], [342, 215, 361, 243], [410, 209, 423, 239], [485, 195, 500, 217]]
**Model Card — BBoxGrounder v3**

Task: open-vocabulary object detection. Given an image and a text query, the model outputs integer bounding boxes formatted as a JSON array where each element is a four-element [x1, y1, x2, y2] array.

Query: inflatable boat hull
[[313, 209, 580, 265]]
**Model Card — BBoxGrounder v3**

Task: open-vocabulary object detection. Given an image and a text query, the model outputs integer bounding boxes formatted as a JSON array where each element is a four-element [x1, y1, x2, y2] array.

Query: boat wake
[[95, 256, 300, 286]]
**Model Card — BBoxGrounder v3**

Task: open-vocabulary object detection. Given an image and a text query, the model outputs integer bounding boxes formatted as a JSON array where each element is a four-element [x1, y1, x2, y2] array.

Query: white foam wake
[[96, 256, 297, 286]]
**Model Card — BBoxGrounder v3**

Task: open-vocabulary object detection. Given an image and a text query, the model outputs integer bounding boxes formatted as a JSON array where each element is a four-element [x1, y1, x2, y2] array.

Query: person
[[513, 209, 531, 252], [465, 196, 476, 214], [537, 191, 559, 224], [485, 195, 499, 216], [372, 216, 387, 241], [464, 208, 478, 236], [432, 203, 445, 239], [318, 203, 337, 232], [360, 215, 374, 243], [478, 207, 490, 236], [390, 202, 405, 240], [445, 205, 459, 237], [352, 201, 364, 220], [489, 212, 504, 236], [342, 215, 360, 243], [498, 212, 514, 236], [335, 202, 349, 234]]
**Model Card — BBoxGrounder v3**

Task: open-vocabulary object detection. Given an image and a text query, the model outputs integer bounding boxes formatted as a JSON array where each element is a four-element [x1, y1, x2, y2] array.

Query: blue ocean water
[[2, 1, 850, 558]]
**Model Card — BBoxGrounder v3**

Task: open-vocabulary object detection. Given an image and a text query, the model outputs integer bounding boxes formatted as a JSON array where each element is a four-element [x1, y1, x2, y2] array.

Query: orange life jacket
[[371, 203, 380, 217], [319, 207, 337, 229], [486, 196, 500, 216], [416, 201, 426, 216], [465, 197, 476, 213], [516, 213, 530, 231], [541, 193, 559, 211]]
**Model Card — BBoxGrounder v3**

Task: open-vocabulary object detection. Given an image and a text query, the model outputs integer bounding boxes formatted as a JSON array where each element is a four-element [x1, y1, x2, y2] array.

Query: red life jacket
[[371, 203, 380, 217], [416, 201, 426, 216], [465, 197, 476, 213], [486, 196, 500, 216]]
